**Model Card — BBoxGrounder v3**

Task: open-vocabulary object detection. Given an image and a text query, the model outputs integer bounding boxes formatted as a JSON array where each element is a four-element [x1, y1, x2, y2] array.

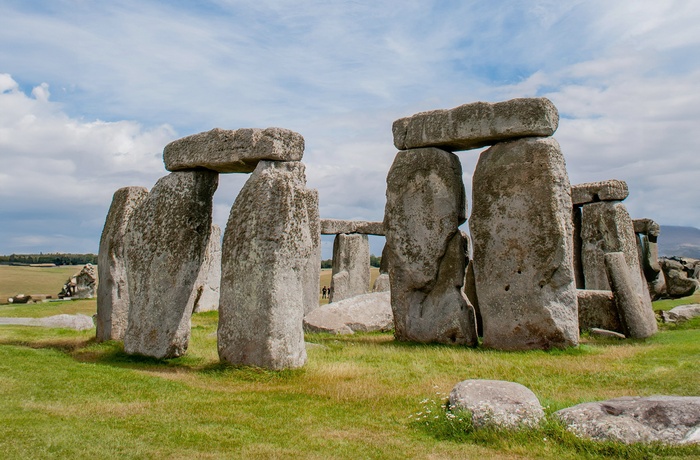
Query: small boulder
[[448, 379, 545, 429], [303, 291, 392, 335], [555, 396, 700, 445], [660, 304, 700, 323]]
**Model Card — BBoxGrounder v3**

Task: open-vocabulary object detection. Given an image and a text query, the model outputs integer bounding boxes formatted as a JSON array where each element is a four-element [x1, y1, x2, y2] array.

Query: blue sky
[[1, 0, 699, 258]]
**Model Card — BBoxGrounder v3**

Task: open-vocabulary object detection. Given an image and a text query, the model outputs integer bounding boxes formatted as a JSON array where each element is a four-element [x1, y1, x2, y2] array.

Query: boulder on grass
[[303, 291, 392, 335]]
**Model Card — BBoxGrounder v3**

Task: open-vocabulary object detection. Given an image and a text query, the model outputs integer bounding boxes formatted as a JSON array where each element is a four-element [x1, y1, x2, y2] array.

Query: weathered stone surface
[[303, 291, 392, 334], [97, 186, 149, 341], [73, 263, 97, 299], [320, 219, 384, 236], [164, 127, 304, 173], [555, 396, 700, 445], [635, 233, 665, 300], [577, 289, 622, 332], [329, 233, 370, 302], [470, 137, 578, 350], [372, 273, 390, 292], [580, 201, 647, 297], [384, 147, 477, 345], [123, 170, 218, 359], [590, 328, 626, 339], [661, 258, 700, 298], [449, 380, 545, 429], [633, 218, 661, 238], [192, 224, 222, 313], [218, 161, 315, 370], [571, 180, 629, 205], [661, 304, 700, 323], [604, 252, 658, 339], [302, 189, 321, 315], [393, 97, 558, 151], [464, 260, 482, 337], [0, 314, 94, 331]]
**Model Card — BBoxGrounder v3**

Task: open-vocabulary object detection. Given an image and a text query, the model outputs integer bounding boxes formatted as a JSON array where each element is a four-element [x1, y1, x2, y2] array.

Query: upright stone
[[633, 218, 665, 300], [470, 137, 578, 350], [192, 224, 222, 313], [329, 233, 370, 302], [123, 171, 218, 358], [393, 98, 558, 151], [604, 252, 658, 338], [302, 189, 321, 315], [96, 186, 148, 342], [164, 127, 304, 173], [384, 147, 477, 345], [218, 161, 315, 370]]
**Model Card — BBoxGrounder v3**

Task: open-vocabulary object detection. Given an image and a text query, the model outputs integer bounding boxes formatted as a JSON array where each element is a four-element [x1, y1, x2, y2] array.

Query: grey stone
[[571, 180, 629, 205], [73, 263, 97, 299], [372, 273, 390, 293], [123, 170, 218, 359], [555, 396, 700, 445], [164, 127, 304, 173], [192, 224, 222, 313], [470, 137, 578, 350], [604, 252, 658, 339], [635, 233, 665, 300], [329, 233, 370, 302], [393, 97, 558, 151], [590, 328, 626, 339], [218, 161, 315, 370], [661, 258, 699, 298], [464, 260, 482, 337], [303, 291, 392, 335], [661, 304, 700, 323], [302, 189, 321, 315], [449, 380, 545, 429], [97, 186, 148, 341], [384, 147, 477, 345], [572, 206, 585, 288], [577, 289, 622, 333], [320, 219, 384, 236], [0, 314, 95, 331], [633, 218, 661, 238]]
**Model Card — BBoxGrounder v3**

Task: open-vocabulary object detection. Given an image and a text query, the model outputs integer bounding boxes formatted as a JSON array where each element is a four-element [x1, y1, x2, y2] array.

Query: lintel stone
[[633, 218, 660, 239], [320, 219, 384, 236], [571, 180, 628, 205], [392, 97, 558, 151], [164, 127, 304, 173]]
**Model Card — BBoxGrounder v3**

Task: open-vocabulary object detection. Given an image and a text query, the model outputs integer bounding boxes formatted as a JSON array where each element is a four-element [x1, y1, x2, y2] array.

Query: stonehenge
[[98, 95, 671, 366]]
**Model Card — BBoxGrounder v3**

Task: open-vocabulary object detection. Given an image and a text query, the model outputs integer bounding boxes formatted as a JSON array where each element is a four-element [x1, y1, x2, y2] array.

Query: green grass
[[0, 265, 84, 304], [653, 291, 700, 312], [0, 300, 699, 459]]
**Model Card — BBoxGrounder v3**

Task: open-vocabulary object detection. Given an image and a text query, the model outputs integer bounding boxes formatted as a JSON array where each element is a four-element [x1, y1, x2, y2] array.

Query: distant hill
[[658, 225, 700, 259]]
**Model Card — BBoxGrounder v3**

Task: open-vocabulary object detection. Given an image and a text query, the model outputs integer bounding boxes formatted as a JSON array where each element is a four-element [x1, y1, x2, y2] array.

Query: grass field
[[0, 267, 698, 458], [0, 265, 84, 304]]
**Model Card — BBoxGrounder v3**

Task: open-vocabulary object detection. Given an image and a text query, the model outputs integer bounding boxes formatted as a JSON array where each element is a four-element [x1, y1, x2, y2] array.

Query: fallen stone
[[320, 219, 384, 236], [384, 147, 477, 345], [192, 224, 222, 313], [372, 273, 390, 292], [571, 180, 629, 205], [123, 170, 218, 359], [604, 252, 658, 339], [329, 233, 370, 302], [73, 264, 97, 299], [393, 97, 558, 151], [164, 127, 304, 173], [661, 258, 699, 298], [303, 291, 392, 334], [577, 289, 622, 333], [589, 328, 626, 339], [96, 186, 149, 341], [660, 304, 700, 323], [555, 396, 700, 445], [218, 161, 315, 370], [470, 137, 578, 350], [449, 380, 545, 429], [0, 314, 94, 331]]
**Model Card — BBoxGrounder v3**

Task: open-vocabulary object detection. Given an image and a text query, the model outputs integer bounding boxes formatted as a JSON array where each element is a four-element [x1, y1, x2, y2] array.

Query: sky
[[1, 0, 699, 259]]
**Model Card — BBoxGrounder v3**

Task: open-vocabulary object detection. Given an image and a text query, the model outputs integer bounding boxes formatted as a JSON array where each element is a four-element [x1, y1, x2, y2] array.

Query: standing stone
[[393, 98, 559, 151], [470, 137, 578, 350], [572, 206, 585, 288], [604, 252, 658, 338], [633, 219, 665, 300], [329, 233, 370, 302], [218, 161, 315, 370], [372, 243, 391, 292], [96, 186, 149, 342], [123, 170, 218, 359], [384, 147, 477, 345], [192, 224, 222, 313], [580, 201, 650, 303], [301, 188, 320, 315]]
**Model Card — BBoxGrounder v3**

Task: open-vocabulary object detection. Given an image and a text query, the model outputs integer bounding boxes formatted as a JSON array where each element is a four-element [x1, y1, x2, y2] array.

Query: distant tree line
[[0, 253, 98, 266], [321, 255, 381, 269]]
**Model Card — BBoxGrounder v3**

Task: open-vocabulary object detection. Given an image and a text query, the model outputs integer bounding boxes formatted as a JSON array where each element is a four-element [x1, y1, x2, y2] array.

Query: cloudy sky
[[1, 0, 699, 258]]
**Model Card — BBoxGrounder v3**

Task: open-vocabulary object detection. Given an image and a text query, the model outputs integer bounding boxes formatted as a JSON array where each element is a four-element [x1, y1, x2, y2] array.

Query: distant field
[[319, 267, 380, 305], [0, 265, 85, 304]]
